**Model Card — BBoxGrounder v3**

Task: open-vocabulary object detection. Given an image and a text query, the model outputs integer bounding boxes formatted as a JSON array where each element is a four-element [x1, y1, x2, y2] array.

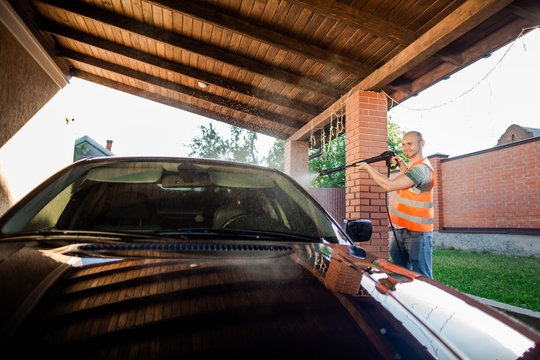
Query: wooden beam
[[387, 17, 533, 105], [148, 0, 375, 78], [281, 0, 473, 71], [289, 101, 344, 142], [37, 0, 344, 98], [510, 0, 540, 23], [287, 0, 419, 46], [354, 0, 516, 92], [289, 0, 516, 142], [39, 20, 320, 117], [61, 50, 304, 129], [71, 69, 292, 140]]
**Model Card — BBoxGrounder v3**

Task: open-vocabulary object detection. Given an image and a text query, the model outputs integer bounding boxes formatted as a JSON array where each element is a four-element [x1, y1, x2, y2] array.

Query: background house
[[73, 136, 114, 161], [497, 124, 540, 145]]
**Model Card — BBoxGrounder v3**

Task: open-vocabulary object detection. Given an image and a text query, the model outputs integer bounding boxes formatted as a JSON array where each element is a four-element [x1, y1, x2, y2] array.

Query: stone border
[[434, 231, 540, 258]]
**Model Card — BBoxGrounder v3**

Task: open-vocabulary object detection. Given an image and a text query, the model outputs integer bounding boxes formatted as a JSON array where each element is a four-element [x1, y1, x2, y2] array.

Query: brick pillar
[[428, 153, 449, 231], [284, 139, 308, 179], [345, 90, 389, 258]]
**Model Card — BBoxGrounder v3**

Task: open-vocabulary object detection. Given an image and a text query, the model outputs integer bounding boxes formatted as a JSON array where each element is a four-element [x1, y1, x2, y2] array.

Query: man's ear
[[419, 139, 425, 148]]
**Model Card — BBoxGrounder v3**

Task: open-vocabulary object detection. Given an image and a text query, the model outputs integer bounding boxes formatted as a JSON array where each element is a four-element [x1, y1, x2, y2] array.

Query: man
[[356, 131, 435, 278]]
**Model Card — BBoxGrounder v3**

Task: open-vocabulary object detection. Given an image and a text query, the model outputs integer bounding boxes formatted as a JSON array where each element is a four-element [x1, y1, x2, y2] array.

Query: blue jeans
[[389, 229, 433, 278]]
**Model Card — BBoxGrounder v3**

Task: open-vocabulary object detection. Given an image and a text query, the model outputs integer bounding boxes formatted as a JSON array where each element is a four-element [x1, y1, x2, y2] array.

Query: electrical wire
[[382, 25, 540, 112]]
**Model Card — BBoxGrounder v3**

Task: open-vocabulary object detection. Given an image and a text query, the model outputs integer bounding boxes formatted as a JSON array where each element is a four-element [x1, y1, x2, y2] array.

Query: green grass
[[433, 249, 540, 312]]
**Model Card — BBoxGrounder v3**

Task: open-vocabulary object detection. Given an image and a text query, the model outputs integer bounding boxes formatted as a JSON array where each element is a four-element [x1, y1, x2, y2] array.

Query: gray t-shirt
[[404, 163, 434, 193]]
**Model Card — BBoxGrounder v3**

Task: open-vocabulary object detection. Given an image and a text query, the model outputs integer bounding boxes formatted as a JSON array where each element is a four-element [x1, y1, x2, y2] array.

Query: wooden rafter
[[40, 20, 321, 116], [37, 0, 344, 98], [6, 0, 533, 144], [291, 0, 518, 142], [61, 50, 305, 129], [72, 69, 292, 140], [148, 0, 375, 78], [510, 0, 540, 23], [355, 0, 517, 92], [286, 0, 420, 46], [385, 17, 533, 104]]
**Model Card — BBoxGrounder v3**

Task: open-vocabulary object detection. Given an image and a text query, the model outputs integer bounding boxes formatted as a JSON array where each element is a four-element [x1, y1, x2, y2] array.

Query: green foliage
[[309, 135, 346, 188], [433, 249, 540, 312], [308, 117, 405, 187], [265, 139, 284, 171], [188, 124, 260, 164], [387, 116, 405, 160], [189, 117, 405, 177], [228, 126, 258, 164]]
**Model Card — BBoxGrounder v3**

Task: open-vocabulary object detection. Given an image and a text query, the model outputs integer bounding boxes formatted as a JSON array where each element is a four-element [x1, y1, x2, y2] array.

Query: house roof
[[8, 0, 540, 144], [74, 135, 114, 161], [523, 127, 540, 138]]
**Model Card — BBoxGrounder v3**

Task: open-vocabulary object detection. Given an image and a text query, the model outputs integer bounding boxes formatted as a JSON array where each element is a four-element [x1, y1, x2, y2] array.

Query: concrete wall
[[0, 0, 68, 215], [0, 21, 60, 148], [0, 15, 66, 213], [434, 231, 540, 258]]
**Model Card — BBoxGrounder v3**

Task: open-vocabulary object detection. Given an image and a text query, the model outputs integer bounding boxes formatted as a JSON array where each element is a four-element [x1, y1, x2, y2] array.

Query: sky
[[0, 28, 539, 201]]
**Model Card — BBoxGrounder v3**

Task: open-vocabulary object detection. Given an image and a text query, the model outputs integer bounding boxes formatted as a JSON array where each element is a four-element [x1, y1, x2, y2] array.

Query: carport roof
[[7, 0, 540, 142]]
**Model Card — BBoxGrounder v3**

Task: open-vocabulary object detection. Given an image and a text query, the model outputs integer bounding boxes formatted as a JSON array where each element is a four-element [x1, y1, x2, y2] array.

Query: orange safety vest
[[389, 158, 435, 232]]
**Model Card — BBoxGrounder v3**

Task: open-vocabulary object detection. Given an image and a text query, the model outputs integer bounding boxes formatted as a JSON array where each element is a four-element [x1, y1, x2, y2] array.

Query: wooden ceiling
[[8, 0, 540, 141]]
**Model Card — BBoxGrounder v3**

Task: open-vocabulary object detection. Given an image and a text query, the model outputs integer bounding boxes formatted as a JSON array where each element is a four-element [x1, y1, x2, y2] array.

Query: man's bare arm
[[356, 162, 414, 192]]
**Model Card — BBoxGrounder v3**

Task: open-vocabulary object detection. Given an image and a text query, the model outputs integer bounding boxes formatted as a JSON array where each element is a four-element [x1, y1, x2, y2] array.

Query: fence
[[307, 187, 345, 226]]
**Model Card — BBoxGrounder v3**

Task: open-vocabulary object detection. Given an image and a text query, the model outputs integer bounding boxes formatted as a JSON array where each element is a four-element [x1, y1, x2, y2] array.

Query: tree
[[265, 139, 284, 171], [188, 124, 261, 164], [387, 116, 405, 160], [227, 126, 259, 164], [309, 135, 346, 188], [188, 123, 228, 160]]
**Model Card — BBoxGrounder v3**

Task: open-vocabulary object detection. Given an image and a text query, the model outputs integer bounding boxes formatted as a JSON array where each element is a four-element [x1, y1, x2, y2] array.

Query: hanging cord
[[381, 25, 540, 111], [384, 165, 407, 263]]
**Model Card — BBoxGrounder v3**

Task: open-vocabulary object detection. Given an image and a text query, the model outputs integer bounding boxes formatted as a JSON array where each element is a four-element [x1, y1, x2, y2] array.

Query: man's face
[[401, 133, 423, 159]]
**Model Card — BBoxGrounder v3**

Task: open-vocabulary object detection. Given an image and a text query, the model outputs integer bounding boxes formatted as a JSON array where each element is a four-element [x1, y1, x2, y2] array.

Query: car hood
[[0, 239, 538, 359]]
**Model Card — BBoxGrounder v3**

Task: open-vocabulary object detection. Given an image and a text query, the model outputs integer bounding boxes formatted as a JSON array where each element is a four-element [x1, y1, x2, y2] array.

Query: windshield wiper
[[0, 228, 169, 242], [154, 228, 321, 242], [1, 228, 322, 243]]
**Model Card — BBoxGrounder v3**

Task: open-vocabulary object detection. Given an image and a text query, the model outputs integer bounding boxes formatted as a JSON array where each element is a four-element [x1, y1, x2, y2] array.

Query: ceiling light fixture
[[197, 81, 208, 88]]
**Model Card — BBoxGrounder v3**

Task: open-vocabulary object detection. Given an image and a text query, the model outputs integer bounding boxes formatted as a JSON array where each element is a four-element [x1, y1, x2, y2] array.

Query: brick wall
[[284, 139, 308, 179], [310, 135, 539, 259], [428, 154, 448, 231], [439, 137, 540, 230], [345, 90, 389, 258]]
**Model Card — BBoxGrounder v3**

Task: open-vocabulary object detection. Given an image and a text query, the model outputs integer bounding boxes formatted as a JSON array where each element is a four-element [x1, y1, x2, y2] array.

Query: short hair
[[406, 131, 423, 142]]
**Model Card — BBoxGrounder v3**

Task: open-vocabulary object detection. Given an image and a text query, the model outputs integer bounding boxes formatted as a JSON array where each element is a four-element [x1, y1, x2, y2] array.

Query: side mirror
[[344, 219, 372, 242]]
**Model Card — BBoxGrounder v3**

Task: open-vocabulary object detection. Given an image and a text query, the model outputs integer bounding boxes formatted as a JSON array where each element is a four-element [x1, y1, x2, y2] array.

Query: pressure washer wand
[[318, 150, 395, 176]]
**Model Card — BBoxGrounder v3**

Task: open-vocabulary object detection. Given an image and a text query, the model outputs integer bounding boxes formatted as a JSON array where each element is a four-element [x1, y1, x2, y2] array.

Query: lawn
[[432, 249, 540, 312]]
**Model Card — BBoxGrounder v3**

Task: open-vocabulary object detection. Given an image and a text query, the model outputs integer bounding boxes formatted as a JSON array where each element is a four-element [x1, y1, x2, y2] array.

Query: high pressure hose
[[384, 165, 407, 263], [318, 150, 407, 261]]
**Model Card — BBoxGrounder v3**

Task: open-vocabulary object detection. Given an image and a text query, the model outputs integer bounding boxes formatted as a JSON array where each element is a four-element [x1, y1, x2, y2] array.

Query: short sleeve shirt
[[404, 163, 434, 194]]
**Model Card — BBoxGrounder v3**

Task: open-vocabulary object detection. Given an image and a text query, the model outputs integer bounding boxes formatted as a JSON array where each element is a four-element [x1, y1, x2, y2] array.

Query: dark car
[[0, 157, 537, 359]]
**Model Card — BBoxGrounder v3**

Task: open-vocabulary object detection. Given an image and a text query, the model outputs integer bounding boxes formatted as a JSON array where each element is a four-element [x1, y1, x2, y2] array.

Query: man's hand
[[391, 155, 407, 173], [355, 162, 371, 171], [355, 158, 414, 192]]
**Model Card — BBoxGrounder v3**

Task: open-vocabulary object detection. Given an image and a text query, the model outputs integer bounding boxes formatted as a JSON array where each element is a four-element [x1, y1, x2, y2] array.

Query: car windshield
[[0, 158, 348, 243]]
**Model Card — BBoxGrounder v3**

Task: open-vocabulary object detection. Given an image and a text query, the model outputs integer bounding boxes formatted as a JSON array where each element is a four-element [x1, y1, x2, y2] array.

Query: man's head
[[401, 131, 425, 160]]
